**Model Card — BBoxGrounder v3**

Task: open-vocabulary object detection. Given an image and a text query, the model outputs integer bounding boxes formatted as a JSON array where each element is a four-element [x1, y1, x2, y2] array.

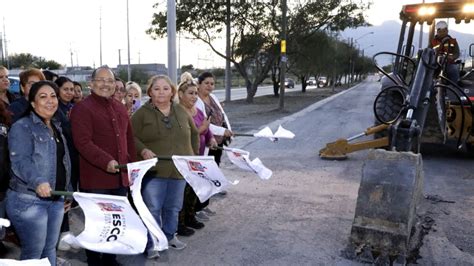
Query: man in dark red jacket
[[70, 66, 137, 266]]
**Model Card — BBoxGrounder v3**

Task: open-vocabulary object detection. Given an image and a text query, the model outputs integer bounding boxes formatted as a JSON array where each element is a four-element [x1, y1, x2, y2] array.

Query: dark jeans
[[179, 184, 198, 226], [81, 187, 127, 266]]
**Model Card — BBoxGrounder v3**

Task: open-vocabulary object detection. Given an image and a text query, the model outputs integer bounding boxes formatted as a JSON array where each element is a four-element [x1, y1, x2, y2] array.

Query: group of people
[[0, 65, 233, 265]]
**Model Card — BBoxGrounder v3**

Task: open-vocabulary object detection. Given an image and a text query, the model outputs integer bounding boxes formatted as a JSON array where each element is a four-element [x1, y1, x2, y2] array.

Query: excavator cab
[[320, 2, 474, 264], [320, 1, 474, 159]]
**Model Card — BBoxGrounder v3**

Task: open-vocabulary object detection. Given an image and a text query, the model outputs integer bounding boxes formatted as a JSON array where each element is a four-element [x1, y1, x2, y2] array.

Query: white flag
[[172, 155, 238, 202], [63, 192, 147, 255], [274, 125, 295, 139], [253, 126, 274, 138], [127, 158, 168, 251], [253, 125, 295, 141], [224, 148, 272, 180]]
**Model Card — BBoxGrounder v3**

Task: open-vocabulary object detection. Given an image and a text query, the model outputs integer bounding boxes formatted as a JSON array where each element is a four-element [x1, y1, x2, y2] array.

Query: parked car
[[284, 78, 295, 89], [318, 76, 327, 87], [306, 77, 317, 86], [8, 77, 21, 96]]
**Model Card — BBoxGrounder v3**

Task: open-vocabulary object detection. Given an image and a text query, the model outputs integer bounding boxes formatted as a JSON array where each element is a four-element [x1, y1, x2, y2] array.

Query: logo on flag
[[224, 148, 273, 180], [129, 169, 140, 185], [232, 151, 243, 157], [187, 161, 207, 172], [97, 202, 124, 212], [173, 155, 238, 203], [65, 192, 148, 254]]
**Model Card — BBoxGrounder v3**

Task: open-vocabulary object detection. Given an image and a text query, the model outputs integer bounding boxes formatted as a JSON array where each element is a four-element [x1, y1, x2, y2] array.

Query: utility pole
[[332, 32, 338, 91], [349, 37, 353, 84], [167, 0, 177, 83], [126, 0, 131, 81], [99, 7, 103, 66], [70, 43, 74, 67], [278, 0, 287, 110], [3, 18, 9, 69], [225, 0, 231, 102], [178, 32, 181, 76], [0, 32, 3, 66], [118, 49, 122, 66]]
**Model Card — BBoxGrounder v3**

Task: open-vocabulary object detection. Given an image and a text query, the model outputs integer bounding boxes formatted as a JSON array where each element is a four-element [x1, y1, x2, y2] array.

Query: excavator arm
[[319, 124, 389, 160]]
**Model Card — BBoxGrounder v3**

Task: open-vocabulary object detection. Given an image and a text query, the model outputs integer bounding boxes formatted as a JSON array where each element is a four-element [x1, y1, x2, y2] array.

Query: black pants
[[60, 213, 69, 232], [179, 184, 198, 226], [208, 143, 223, 166], [81, 187, 127, 266]]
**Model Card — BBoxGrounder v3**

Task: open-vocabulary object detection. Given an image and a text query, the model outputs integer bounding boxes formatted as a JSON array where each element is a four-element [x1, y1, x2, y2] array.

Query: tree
[[284, 1, 370, 92], [8, 53, 63, 69], [117, 68, 150, 85], [181, 64, 195, 73], [8, 53, 36, 69], [148, 0, 281, 103], [147, 0, 368, 102], [287, 31, 334, 92], [34, 57, 62, 70]]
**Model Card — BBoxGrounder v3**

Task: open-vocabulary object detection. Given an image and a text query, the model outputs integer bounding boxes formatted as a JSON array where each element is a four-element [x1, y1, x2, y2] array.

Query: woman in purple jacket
[[177, 72, 217, 236]]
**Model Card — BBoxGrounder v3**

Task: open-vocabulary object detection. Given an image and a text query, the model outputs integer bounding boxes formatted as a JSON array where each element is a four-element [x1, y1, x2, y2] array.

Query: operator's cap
[[436, 21, 448, 30]]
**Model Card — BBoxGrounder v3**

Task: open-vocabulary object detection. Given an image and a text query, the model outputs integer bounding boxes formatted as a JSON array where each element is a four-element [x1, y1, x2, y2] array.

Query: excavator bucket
[[349, 149, 424, 258]]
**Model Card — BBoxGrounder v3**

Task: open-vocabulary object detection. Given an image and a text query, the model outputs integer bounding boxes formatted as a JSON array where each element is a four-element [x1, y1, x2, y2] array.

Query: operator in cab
[[429, 20, 460, 83]]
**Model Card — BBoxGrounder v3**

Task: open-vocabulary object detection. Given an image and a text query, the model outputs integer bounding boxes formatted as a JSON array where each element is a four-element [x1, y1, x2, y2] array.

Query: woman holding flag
[[177, 72, 217, 236], [6, 81, 71, 265], [131, 75, 199, 258], [195, 72, 233, 218]]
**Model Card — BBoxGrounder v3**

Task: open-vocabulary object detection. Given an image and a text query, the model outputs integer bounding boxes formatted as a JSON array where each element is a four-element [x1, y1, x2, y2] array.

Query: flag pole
[[114, 156, 172, 169], [233, 133, 254, 137], [51, 191, 74, 197]]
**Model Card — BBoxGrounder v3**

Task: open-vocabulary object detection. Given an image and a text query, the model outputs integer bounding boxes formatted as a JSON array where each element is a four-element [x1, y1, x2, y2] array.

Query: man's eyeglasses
[[162, 116, 172, 129], [93, 78, 115, 85]]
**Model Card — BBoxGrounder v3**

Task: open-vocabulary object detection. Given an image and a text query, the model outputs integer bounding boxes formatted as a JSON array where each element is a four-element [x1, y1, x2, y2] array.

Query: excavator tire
[[374, 88, 405, 139], [349, 149, 423, 260]]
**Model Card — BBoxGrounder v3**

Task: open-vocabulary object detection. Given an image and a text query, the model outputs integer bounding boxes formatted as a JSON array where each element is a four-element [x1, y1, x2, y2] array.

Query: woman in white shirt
[[194, 72, 233, 217]]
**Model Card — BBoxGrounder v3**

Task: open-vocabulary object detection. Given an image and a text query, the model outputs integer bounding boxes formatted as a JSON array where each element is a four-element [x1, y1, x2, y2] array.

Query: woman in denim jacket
[[6, 81, 71, 265]]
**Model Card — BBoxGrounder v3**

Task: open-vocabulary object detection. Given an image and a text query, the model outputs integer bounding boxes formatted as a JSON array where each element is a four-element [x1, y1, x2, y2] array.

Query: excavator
[[319, 1, 474, 264]]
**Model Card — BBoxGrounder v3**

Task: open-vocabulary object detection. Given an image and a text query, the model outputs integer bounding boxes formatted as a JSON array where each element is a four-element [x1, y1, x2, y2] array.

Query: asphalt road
[[4, 77, 473, 265], [143, 83, 311, 102], [212, 84, 309, 101]]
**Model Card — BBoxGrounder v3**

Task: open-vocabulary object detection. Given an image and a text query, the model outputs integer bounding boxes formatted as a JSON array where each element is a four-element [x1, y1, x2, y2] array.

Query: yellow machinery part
[[319, 124, 390, 160]]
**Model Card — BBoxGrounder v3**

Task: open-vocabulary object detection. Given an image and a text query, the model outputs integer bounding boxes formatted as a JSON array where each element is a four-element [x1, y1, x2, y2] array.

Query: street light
[[361, 44, 374, 57], [349, 32, 374, 83], [355, 31, 374, 42]]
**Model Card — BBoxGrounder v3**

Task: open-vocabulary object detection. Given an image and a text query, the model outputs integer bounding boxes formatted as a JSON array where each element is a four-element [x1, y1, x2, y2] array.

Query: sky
[[0, 0, 471, 69]]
